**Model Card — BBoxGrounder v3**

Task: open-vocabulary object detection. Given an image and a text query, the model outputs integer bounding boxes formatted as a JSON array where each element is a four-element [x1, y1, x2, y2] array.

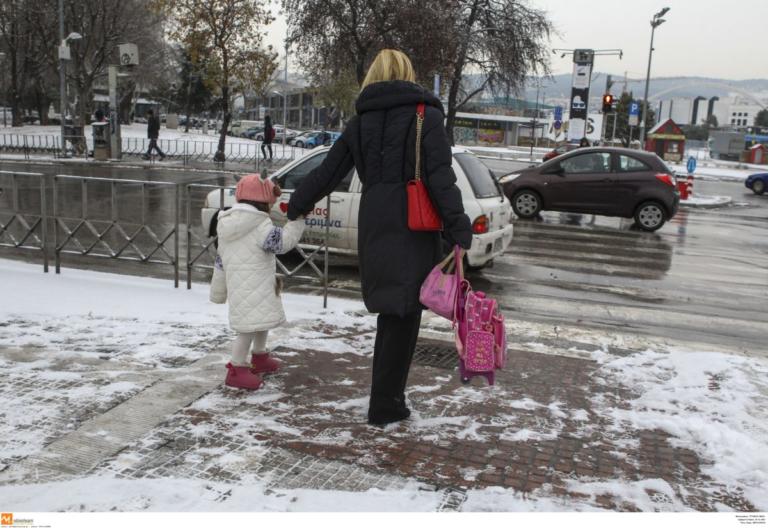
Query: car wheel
[[634, 201, 667, 231], [295, 140, 304, 148], [512, 190, 542, 218], [753, 179, 766, 195]]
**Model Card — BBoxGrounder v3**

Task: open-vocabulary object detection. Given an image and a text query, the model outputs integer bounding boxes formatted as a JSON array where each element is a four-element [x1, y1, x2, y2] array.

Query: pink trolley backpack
[[454, 279, 507, 385]]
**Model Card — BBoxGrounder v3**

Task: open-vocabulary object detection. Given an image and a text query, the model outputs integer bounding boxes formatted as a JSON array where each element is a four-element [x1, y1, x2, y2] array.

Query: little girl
[[210, 173, 305, 390]]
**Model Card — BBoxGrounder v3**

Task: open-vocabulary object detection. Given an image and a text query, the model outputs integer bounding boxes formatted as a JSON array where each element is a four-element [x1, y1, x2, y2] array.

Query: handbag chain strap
[[414, 103, 425, 181]]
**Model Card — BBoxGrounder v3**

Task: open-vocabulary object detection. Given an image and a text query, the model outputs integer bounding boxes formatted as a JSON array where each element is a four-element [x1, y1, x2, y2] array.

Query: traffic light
[[602, 94, 614, 113]]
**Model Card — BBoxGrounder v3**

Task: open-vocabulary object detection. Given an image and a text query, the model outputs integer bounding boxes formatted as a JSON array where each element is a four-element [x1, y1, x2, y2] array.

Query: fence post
[[174, 183, 180, 288], [324, 194, 330, 309], [186, 184, 192, 290], [53, 176, 60, 274], [40, 174, 49, 273]]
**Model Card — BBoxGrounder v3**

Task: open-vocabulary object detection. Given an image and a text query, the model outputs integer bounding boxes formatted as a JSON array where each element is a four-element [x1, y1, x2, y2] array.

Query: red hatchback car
[[542, 142, 581, 161]]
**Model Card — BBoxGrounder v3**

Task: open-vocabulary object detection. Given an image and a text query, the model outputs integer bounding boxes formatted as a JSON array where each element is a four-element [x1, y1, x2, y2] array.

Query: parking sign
[[687, 156, 697, 174], [629, 101, 640, 127]]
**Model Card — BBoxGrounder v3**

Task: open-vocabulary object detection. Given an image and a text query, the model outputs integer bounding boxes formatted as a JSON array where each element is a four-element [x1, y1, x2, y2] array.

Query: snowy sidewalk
[[1, 258, 767, 512]]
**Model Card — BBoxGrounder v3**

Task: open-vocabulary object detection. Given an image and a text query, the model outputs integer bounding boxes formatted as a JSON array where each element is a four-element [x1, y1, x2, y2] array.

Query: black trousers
[[261, 142, 273, 160], [145, 138, 164, 157], [368, 310, 422, 420]]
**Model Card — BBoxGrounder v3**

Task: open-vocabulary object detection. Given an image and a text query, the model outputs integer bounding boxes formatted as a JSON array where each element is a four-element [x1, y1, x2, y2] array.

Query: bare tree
[[443, 0, 553, 142], [0, 0, 34, 126], [284, 0, 552, 143], [152, 0, 277, 162], [59, 0, 170, 126]]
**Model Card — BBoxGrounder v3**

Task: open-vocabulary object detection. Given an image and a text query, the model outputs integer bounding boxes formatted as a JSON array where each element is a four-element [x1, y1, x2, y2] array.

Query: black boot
[[367, 311, 421, 426]]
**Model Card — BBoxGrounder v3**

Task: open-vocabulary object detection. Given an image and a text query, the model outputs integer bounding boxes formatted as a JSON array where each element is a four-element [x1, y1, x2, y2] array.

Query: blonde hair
[[361, 49, 416, 89]]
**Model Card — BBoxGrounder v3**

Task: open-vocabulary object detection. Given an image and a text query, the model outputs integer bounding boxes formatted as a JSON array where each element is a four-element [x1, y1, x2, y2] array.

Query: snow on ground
[[588, 346, 768, 511], [0, 475, 445, 512], [3, 258, 768, 511], [1, 124, 256, 145], [679, 195, 733, 207], [670, 164, 755, 182], [0, 257, 369, 369], [0, 474, 620, 512]]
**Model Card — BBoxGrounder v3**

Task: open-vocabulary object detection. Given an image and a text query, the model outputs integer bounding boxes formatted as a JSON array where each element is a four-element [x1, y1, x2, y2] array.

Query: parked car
[[745, 173, 768, 195], [543, 142, 581, 162], [202, 147, 514, 268], [291, 131, 341, 149], [242, 126, 262, 139], [229, 120, 263, 137], [252, 125, 299, 142], [499, 147, 680, 232]]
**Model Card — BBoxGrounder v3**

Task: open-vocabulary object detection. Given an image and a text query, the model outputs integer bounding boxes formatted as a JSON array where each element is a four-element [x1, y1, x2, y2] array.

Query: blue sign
[[554, 120, 562, 130], [629, 102, 640, 116], [687, 156, 697, 174], [554, 106, 563, 121]]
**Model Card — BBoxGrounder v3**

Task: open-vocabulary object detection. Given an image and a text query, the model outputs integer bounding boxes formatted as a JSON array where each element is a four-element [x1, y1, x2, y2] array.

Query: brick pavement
[[0, 321, 759, 511]]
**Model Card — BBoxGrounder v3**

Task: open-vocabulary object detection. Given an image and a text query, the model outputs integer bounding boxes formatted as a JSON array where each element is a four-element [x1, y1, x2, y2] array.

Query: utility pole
[[58, 0, 65, 156], [640, 7, 670, 146], [529, 80, 541, 159], [282, 41, 288, 147]]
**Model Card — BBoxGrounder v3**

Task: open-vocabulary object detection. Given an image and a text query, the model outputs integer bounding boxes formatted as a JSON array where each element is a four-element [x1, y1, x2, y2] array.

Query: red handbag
[[407, 103, 443, 231]]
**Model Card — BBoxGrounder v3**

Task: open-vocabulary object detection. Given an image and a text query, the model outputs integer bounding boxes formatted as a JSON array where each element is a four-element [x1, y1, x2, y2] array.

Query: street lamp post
[[282, 41, 288, 147], [57, 0, 83, 157], [639, 7, 670, 147], [0, 52, 6, 127]]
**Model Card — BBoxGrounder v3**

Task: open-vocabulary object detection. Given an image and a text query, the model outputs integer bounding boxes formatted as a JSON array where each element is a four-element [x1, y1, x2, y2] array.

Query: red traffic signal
[[602, 94, 615, 113]]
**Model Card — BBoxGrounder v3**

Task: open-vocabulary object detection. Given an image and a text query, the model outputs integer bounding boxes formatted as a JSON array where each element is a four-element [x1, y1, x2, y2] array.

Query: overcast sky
[[265, 0, 767, 81]]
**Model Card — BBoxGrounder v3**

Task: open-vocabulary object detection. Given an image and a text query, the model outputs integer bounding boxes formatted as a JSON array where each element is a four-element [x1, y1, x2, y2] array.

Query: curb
[[679, 195, 733, 208]]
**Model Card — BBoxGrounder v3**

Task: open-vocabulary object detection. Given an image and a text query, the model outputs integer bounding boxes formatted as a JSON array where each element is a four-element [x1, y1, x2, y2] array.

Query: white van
[[202, 146, 513, 268], [229, 120, 263, 137]]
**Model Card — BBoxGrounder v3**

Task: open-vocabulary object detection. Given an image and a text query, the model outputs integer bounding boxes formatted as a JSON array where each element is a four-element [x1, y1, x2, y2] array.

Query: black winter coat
[[147, 116, 160, 139], [287, 80, 472, 316]]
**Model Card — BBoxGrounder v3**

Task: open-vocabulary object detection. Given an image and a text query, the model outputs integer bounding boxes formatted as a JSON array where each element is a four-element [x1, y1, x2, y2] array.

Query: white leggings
[[231, 331, 268, 365]]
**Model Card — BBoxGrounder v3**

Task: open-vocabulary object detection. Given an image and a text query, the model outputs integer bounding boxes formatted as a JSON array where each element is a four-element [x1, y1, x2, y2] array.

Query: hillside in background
[[523, 74, 768, 101]]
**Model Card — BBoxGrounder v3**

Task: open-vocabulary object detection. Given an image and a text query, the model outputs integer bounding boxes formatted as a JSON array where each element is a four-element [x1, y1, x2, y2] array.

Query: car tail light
[[655, 173, 675, 187], [472, 215, 489, 234]]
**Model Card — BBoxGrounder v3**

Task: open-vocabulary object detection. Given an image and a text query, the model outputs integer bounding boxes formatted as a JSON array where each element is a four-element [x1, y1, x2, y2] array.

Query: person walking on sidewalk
[[210, 174, 305, 390], [287, 49, 472, 426], [143, 109, 166, 160], [261, 114, 275, 161]]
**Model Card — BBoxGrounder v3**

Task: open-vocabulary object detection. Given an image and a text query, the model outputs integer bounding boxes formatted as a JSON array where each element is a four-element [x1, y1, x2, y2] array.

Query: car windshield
[[454, 153, 501, 198]]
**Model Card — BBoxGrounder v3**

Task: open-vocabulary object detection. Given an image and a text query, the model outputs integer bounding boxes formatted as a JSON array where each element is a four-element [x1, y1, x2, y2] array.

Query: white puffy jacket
[[209, 203, 305, 332]]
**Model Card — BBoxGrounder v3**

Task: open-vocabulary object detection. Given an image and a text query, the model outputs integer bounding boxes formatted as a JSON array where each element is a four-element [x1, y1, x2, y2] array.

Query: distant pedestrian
[[261, 115, 274, 161], [209, 174, 305, 390], [143, 109, 165, 160], [579, 137, 590, 148]]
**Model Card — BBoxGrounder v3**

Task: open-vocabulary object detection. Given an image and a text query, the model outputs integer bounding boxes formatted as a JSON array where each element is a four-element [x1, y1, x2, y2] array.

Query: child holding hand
[[210, 174, 305, 390]]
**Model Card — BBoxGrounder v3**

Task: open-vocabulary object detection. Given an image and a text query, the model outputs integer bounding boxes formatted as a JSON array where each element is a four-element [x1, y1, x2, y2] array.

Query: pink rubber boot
[[225, 362, 263, 390], [251, 352, 280, 374]]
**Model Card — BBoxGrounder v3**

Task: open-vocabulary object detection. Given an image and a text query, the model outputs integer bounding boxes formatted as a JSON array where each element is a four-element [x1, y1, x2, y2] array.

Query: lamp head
[[66, 32, 83, 42]]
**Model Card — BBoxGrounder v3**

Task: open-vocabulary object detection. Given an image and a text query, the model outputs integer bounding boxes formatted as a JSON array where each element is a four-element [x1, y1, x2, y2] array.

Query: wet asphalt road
[[2, 158, 767, 356]]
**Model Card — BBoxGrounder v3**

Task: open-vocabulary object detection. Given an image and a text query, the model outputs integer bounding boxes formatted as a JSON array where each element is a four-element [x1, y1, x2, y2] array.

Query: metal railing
[[0, 134, 62, 160], [185, 182, 330, 307], [52, 175, 181, 287], [1, 174, 331, 303], [0, 132, 304, 168], [0, 170, 48, 271]]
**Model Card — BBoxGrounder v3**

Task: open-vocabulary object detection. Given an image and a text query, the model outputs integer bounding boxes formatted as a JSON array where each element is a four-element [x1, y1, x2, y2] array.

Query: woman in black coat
[[287, 49, 472, 426], [261, 114, 274, 161]]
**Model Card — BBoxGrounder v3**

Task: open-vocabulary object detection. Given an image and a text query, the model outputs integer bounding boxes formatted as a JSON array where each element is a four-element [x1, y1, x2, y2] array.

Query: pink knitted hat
[[235, 173, 280, 205]]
